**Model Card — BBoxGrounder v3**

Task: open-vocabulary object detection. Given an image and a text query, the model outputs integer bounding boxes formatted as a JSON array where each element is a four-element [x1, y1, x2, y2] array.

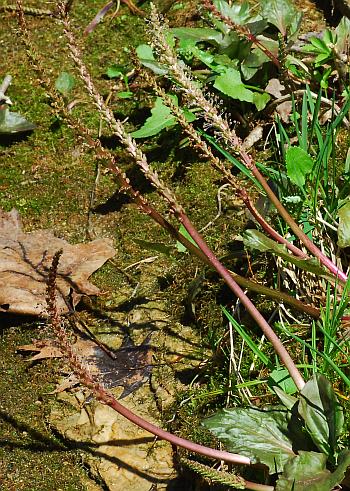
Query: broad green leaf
[[260, 0, 301, 37], [131, 98, 175, 138], [213, 0, 260, 25], [131, 97, 195, 139], [298, 374, 344, 456], [203, 406, 296, 473], [335, 16, 350, 54], [106, 64, 125, 79], [268, 368, 297, 394], [243, 229, 333, 280], [337, 200, 350, 248], [273, 386, 298, 410], [117, 91, 133, 99], [276, 449, 350, 491], [286, 146, 314, 189], [176, 224, 198, 253], [136, 44, 154, 60], [136, 44, 167, 75], [241, 47, 270, 80], [213, 68, 254, 103], [0, 107, 36, 134], [171, 27, 223, 46], [253, 92, 270, 111], [55, 71, 75, 95]]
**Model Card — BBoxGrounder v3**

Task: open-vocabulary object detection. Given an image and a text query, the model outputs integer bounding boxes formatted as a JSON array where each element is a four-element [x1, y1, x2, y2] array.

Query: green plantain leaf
[[276, 449, 350, 491], [135, 44, 167, 75], [242, 229, 334, 280], [337, 200, 350, 248], [171, 27, 223, 45], [286, 146, 314, 189], [203, 406, 296, 473], [176, 224, 198, 253], [213, 0, 258, 24], [131, 97, 195, 138], [298, 374, 344, 457], [213, 68, 254, 102], [131, 98, 175, 138], [260, 0, 302, 37], [55, 71, 75, 95], [268, 368, 297, 395], [134, 239, 173, 256], [0, 107, 36, 135]]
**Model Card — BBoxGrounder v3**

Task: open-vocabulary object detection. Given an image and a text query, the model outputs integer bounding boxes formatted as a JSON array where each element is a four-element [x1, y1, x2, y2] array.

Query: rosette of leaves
[[203, 374, 350, 490]]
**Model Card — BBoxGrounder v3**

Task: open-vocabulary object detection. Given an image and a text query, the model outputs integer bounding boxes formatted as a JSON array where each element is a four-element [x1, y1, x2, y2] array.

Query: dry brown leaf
[[18, 340, 63, 360], [276, 101, 293, 123], [265, 78, 285, 99], [0, 208, 115, 316]]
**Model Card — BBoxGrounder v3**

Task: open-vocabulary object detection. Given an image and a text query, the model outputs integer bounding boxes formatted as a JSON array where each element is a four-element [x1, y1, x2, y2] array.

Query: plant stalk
[[180, 213, 306, 391]]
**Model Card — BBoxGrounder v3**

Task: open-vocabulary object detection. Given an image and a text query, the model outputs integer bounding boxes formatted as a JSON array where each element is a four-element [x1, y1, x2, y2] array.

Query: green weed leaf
[[260, 0, 301, 37], [286, 146, 314, 189], [106, 64, 125, 79], [298, 374, 344, 456], [213, 0, 257, 25], [203, 407, 296, 473], [276, 450, 350, 491], [213, 68, 254, 102], [134, 239, 173, 256], [335, 16, 350, 54], [135, 44, 167, 75], [55, 71, 75, 95], [253, 92, 270, 111], [131, 97, 175, 138], [0, 106, 35, 134], [268, 368, 297, 394], [243, 229, 333, 279], [171, 27, 223, 45], [176, 224, 198, 253], [337, 200, 350, 248], [131, 97, 195, 138]]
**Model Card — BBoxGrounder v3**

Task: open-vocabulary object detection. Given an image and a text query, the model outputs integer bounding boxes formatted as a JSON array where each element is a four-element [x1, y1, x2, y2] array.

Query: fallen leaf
[[265, 78, 285, 99], [18, 334, 153, 399], [276, 101, 292, 123], [0, 208, 115, 316]]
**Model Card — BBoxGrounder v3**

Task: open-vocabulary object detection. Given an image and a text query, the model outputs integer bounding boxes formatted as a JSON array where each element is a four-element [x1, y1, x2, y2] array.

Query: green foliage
[[0, 106, 35, 134], [203, 374, 347, 488], [242, 229, 332, 279], [203, 406, 297, 473], [337, 200, 350, 248], [285, 146, 314, 189], [259, 0, 302, 38], [55, 71, 75, 96], [131, 97, 176, 138], [276, 450, 350, 491]]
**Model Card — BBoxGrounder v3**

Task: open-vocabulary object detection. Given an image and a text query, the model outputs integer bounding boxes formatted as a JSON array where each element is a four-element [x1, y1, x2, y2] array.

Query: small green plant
[[203, 374, 350, 490]]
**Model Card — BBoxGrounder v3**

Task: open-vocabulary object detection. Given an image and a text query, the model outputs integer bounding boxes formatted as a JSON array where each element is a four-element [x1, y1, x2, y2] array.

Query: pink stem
[[240, 189, 307, 258], [240, 150, 348, 283], [97, 387, 250, 465], [180, 213, 305, 391]]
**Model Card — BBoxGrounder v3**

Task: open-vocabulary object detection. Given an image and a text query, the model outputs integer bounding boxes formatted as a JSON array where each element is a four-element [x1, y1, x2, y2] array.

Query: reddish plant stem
[[239, 150, 347, 283], [240, 189, 308, 258], [101, 387, 250, 465], [179, 213, 306, 391]]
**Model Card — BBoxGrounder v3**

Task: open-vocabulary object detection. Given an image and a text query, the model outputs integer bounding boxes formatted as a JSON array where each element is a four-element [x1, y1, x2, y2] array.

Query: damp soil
[[0, 1, 347, 490]]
